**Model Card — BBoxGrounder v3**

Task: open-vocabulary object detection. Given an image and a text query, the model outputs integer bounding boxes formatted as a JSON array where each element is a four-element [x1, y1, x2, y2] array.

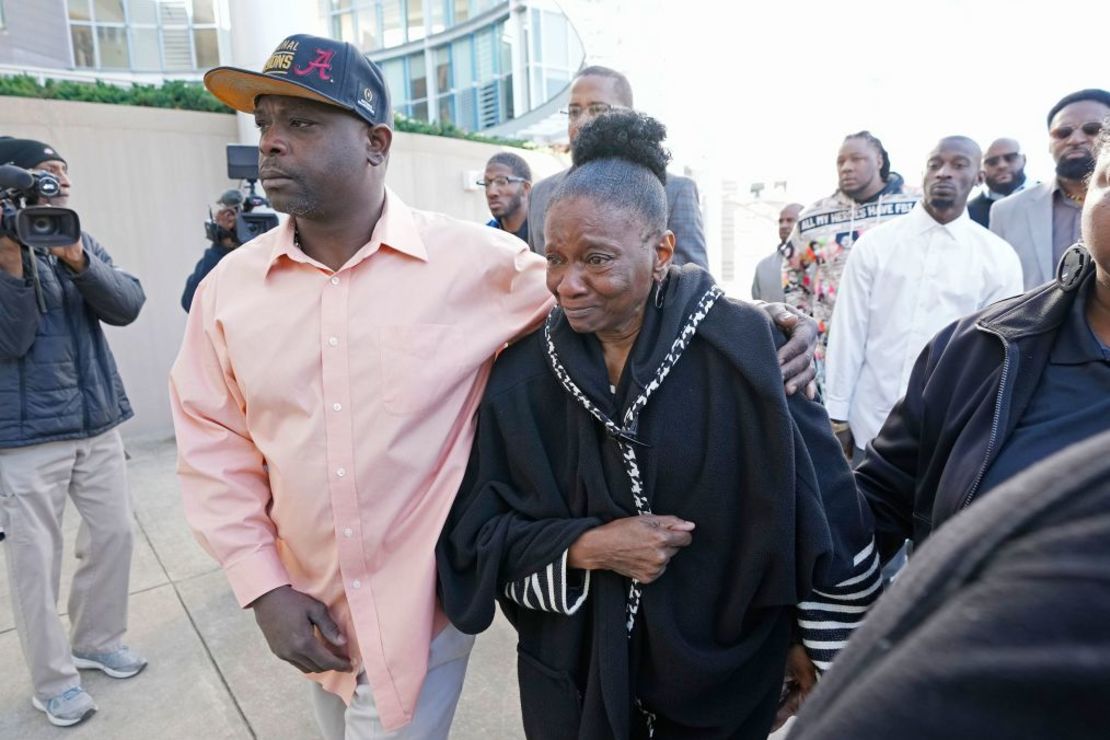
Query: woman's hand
[[568, 515, 695, 583]]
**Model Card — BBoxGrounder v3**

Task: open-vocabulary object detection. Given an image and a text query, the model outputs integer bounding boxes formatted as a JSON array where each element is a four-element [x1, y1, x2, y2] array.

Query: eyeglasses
[[558, 103, 620, 120], [1049, 121, 1103, 140], [476, 175, 529, 189], [983, 152, 1023, 167]]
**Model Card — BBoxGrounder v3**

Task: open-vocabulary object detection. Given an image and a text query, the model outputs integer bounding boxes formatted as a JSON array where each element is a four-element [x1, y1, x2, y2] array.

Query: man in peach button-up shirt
[[171, 36, 551, 738], [173, 34, 819, 740]]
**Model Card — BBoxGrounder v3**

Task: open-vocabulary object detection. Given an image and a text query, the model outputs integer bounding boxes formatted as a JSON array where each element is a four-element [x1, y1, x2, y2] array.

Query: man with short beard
[[966, 138, 1032, 227], [991, 88, 1110, 289], [825, 136, 1023, 462], [480, 152, 531, 243]]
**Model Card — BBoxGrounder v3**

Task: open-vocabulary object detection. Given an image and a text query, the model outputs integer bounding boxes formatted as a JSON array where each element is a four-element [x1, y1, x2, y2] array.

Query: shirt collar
[[1051, 279, 1110, 364], [907, 200, 970, 238], [265, 188, 428, 276]]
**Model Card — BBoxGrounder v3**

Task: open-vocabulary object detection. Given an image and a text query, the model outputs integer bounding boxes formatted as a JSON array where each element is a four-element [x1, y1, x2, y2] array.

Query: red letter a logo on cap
[[294, 49, 335, 80]]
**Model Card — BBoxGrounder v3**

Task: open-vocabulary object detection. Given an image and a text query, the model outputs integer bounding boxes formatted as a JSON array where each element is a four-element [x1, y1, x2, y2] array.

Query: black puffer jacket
[[0, 232, 144, 448]]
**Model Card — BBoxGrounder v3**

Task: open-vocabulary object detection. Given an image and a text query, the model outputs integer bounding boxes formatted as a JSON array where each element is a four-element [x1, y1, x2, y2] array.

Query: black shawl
[[438, 266, 873, 739]]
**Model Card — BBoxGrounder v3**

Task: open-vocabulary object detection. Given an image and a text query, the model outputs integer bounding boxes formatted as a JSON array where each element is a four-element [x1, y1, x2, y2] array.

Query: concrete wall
[[0, 97, 563, 441]]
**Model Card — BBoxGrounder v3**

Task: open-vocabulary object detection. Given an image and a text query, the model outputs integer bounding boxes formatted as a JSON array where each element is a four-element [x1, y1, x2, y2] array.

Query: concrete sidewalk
[[0, 437, 523, 739]]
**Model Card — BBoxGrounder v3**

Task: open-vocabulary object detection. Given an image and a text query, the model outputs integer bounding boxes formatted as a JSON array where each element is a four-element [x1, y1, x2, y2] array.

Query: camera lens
[[30, 216, 57, 235]]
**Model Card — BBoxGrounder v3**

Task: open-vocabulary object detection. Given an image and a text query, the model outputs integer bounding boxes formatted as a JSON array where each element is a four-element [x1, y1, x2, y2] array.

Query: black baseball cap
[[204, 34, 390, 127]]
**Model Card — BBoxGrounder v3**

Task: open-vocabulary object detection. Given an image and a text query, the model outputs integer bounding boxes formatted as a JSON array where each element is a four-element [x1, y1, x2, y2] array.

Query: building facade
[[0, 0, 583, 138]]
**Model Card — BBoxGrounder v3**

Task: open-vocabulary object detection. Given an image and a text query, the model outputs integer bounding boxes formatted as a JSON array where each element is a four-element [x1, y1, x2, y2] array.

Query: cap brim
[[204, 66, 345, 114]]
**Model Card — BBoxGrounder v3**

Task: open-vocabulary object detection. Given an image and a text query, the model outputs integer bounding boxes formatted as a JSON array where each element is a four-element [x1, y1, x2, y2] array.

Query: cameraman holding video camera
[[181, 189, 243, 312], [0, 138, 147, 728]]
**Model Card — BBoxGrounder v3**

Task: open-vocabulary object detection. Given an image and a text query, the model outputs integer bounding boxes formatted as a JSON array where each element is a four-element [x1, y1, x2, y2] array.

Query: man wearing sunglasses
[[479, 152, 532, 243], [991, 88, 1110, 288], [967, 139, 1031, 228]]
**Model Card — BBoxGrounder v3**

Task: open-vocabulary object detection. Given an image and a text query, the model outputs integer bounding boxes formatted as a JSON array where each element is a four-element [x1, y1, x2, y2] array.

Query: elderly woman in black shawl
[[437, 112, 879, 739]]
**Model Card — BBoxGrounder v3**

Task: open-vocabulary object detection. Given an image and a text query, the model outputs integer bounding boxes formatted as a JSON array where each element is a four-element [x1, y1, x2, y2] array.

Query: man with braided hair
[[782, 131, 919, 386]]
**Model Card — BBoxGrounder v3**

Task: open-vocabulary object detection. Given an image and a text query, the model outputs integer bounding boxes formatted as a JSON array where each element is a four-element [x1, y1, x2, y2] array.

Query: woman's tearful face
[[543, 195, 661, 336]]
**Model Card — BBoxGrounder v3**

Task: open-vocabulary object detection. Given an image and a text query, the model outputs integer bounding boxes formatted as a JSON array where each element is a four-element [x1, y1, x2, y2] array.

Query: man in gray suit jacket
[[991, 89, 1109, 289], [527, 66, 709, 271], [751, 203, 803, 301]]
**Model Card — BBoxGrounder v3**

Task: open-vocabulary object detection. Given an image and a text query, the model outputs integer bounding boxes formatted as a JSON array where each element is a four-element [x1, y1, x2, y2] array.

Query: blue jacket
[[0, 233, 145, 448], [181, 241, 233, 312], [858, 245, 1095, 561]]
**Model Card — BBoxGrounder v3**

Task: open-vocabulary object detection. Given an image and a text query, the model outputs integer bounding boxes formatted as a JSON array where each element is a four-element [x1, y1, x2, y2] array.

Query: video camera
[[204, 144, 279, 245], [0, 164, 81, 249]]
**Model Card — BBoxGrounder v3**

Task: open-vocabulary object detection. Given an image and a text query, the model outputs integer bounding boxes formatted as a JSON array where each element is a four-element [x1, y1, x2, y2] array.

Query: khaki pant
[[310, 624, 474, 740], [0, 429, 134, 701]]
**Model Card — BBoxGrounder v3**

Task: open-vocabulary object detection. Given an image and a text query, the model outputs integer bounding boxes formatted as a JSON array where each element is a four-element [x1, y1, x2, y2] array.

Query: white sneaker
[[31, 686, 97, 727]]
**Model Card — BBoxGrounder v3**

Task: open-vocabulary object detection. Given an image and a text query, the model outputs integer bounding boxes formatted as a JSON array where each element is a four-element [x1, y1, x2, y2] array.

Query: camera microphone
[[0, 164, 34, 190]]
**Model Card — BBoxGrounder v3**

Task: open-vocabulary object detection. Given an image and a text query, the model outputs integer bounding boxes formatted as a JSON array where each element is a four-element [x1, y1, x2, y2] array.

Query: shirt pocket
[[378, 324, 464, 416]]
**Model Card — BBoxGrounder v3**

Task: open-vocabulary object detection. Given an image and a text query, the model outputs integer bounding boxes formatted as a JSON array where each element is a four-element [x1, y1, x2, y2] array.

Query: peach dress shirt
[[170, 190, 552, 730]]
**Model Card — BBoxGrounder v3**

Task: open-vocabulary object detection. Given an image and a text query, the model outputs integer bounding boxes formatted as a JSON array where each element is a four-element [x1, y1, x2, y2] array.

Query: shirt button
[[352, 579, 361, 589], [330, 276, 340, 285], [343, 528, 353, 538], [328, 336, 338, 347], [332, 402, 342, 412], [336, 467, 346, 477]]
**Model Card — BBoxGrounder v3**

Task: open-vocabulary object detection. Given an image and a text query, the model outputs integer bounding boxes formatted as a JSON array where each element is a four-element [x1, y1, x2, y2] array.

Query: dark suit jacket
[[526, 169, 710, 270], [966, 192, 993, 228]]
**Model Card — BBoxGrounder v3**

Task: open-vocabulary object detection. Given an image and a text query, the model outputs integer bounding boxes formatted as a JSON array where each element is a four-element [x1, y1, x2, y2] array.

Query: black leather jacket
[[858, 245, 1096, 561]]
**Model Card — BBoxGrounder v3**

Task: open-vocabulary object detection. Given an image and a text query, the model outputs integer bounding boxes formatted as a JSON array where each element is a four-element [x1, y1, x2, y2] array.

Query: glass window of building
[[357, 6, 380, 50], [96, 25, 129, 68], [192, 0, 216, 24], [429, 0, 448, 35], [67, 0, 222, 72], [71, 25, 95, 68], [452, 0, 469, 24], [130, 26, 162, 70], [407, 0, 425, 42], [380, 57, 407, 113], [335, 10, 356, 45], [68, 0, 93, 22], [408, 52, 428, 120], [193, 27, 219, 68], [381, 0, 404, 47], [94, 0, 126, 23], [434, 46, 453, 124], [129, 0, 158, 24]]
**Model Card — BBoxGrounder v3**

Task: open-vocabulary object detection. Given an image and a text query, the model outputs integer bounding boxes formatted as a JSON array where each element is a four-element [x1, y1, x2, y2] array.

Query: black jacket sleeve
[[786, 386, 880, 669], [68, 232, 145, 326], [855, 323, 957, 564], [182, 243, 232, 312], [0, 260, 40, 359], [437, 396, 601, 635]]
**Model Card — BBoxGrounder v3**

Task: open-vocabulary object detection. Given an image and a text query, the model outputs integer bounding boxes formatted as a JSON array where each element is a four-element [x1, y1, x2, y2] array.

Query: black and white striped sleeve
[[502, 550, 591, 615], [798, 537, 882, 671]]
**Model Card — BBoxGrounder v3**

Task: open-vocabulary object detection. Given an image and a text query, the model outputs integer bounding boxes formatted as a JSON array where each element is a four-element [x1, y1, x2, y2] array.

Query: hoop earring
[[653, 279, 665, 309]]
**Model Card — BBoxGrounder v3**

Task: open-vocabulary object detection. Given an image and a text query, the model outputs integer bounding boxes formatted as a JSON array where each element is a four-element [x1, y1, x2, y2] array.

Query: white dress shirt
[[825, 203, 1024, 445]]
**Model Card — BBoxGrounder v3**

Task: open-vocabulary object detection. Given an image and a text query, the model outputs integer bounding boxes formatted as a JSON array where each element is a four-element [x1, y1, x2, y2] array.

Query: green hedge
[[0, 74, 534, 149], [0, 75, 232, 112]]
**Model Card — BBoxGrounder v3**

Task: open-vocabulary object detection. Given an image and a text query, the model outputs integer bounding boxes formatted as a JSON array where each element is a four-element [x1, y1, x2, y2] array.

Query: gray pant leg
[[67, 429, 134, 654], [0, 439, 82, 700]]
